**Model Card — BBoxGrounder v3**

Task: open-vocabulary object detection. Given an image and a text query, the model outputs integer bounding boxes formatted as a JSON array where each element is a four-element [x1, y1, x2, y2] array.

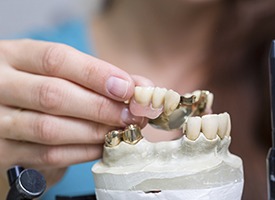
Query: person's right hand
[[0, 39, 147, 197]]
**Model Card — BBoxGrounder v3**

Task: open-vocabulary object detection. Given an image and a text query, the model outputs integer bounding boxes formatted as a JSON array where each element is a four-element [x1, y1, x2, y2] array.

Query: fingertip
[[106, 76, 135, 101], [124, 77, 136, 100], [120, 107, 145, 126], [131, 75, 154, 87]]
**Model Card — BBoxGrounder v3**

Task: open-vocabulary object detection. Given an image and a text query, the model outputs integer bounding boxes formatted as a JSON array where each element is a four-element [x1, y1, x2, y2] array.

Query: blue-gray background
[[0, 0, 99, 38]]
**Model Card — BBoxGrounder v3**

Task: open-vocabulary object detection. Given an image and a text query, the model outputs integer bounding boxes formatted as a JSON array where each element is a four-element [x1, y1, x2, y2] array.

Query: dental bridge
[[6, 89, 243, 200]]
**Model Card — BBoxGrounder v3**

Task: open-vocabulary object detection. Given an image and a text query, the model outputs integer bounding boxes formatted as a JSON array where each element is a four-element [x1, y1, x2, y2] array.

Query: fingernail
[[121, 107, 144, 125], [107, 76, 129, 99]]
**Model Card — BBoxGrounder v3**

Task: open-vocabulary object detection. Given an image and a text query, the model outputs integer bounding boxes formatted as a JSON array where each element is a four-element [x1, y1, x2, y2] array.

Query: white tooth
[[134, 86, 154, 106], [206, 92, 214, 111], [192, 90, 201, 102], [134, 86, 143, 103], [217, 112, 231, 139], [152, 87, 167, 109], [183, 92, 192, 98], [225, 112, 231, 137], [201, 114, 218, 140], [164, 89, 180, 115], [186, 116, 201, 140]]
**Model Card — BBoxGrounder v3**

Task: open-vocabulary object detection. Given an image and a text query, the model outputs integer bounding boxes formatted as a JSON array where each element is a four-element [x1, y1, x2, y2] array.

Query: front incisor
[[186, 116, 202, 140], [201, 114, 218, 140]]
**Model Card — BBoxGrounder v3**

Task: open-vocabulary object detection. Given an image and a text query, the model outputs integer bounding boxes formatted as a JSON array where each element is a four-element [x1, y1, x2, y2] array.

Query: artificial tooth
[[225, 113, 231, 137], [122, 124, 143, 145], [186, 116, 202, 140], [105, 130, 123, 147], [134, 86, 154, 106], [217, 112, 231, 139], [152, 87, 167, 109], [183, 93, 192, 98], [201, 114, 219, 140], [206, 92, 214, 111], [164, 89, 181, 115]]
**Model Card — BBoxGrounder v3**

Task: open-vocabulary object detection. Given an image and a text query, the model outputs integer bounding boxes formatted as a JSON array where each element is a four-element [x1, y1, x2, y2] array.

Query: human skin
[[0, 39, 150, 198]]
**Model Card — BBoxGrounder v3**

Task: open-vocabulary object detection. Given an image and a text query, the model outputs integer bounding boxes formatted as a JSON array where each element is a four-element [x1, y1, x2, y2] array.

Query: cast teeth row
[[184, 112, 231, 140]]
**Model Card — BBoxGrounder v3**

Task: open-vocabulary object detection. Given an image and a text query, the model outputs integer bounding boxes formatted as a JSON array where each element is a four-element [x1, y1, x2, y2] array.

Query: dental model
[[92, 87, 244, 200]]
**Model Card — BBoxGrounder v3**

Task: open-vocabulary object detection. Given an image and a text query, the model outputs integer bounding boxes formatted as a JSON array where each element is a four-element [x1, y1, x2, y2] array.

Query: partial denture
[[149, 89, 214, 131], [130, 86, 180, 119]]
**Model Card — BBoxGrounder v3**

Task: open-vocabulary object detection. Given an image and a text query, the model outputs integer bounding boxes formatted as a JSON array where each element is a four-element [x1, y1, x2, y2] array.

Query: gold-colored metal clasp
[[149, 90, 210, 130]]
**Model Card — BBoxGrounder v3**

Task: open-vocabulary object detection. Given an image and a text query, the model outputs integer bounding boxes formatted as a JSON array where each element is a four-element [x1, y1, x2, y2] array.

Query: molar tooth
[[105, 130, 123, 147], [152, 87, 167, 109], [186, 116, 202, 140], [122, 124, 143, 145], [217, 112, 231, 139], [201, 114, 218, 140], [164, 89, 180, 115], [134, 86, 154, 106]]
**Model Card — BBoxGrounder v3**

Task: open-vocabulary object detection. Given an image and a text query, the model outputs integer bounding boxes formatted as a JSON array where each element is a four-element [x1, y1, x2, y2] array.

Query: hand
[[0, 39, 147, 197]]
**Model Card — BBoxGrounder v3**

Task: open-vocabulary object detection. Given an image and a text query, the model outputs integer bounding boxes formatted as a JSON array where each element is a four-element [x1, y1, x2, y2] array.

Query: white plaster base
[[95, 181, 244, 200]]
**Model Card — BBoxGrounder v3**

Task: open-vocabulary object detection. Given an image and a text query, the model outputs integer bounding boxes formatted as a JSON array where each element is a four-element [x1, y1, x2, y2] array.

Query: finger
[[131, 74, 154, 87], [0, 106, 113, 145], [0, 69, 144, 126], [1, 39, 135, 101], [0, 139, 103, 169]]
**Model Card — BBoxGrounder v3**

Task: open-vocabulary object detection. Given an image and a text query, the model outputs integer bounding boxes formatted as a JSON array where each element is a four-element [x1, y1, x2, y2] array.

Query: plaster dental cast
[[93, 87, 244, 200]]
